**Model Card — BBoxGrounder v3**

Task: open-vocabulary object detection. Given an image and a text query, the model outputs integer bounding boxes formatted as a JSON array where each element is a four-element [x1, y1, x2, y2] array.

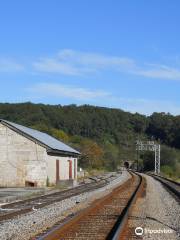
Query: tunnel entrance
[[124, 161, 129, 169]]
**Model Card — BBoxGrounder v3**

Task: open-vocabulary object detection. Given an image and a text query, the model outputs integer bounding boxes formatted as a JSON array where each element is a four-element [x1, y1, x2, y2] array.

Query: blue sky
[[1, 0, 180, 115]]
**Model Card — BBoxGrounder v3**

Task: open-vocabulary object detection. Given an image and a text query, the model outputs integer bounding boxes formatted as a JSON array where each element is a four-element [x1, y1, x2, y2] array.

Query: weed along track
[[36, 172, 144, 240]]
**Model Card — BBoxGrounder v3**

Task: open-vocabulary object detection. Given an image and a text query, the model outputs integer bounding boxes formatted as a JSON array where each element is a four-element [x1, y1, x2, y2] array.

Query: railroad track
[[148, 173, 180, 198], [0, 174, 118, 222], [35, 171, 144, 240]]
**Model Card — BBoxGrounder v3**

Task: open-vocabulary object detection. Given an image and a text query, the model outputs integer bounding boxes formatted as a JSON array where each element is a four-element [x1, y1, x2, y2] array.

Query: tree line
[[0, 102, 179, 178]]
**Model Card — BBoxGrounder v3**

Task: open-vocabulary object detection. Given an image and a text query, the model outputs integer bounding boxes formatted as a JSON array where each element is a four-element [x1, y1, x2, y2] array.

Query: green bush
[[161, 165, 174, 178]]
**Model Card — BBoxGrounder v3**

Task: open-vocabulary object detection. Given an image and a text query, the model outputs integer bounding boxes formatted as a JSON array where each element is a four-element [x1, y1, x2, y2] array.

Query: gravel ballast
[[0, 171, 130, 240], [128, 174, 180, 240]]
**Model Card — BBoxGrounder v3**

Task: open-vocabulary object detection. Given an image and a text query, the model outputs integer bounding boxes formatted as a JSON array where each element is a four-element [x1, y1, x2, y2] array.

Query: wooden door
[[74, 158, 76, 179], [56, 160, 60, 183], [69, 160, 72, 179]]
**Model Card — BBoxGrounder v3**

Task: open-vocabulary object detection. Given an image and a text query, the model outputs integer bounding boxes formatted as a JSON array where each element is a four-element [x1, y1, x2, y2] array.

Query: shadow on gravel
[[129, 215, 178, 232]]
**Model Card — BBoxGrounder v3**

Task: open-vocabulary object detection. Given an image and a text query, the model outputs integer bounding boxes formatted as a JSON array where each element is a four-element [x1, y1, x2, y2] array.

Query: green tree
[[79, 139, 104, 169], [103, 143, 120, 170], [51, 128, 69, 143]]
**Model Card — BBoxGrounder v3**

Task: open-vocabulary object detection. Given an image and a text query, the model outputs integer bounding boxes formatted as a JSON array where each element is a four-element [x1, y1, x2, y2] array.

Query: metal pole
[[158, 144, 161, 174], [136, 141, 160, 174], [137, 149, 139, 171], [154, 146, 157, 174]]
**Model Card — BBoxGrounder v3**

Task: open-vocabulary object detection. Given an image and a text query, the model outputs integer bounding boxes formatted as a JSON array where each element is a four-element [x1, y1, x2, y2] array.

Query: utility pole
[[136, 148, 139, 171], [155, 144, 160, 174], [136, 140, 161, 174]]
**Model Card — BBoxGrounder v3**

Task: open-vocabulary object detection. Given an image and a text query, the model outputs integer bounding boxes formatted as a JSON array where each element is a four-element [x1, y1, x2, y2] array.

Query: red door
[[74, 159, 76, 179], [69, 160, 72, 179], [56, 160, 60, 183]]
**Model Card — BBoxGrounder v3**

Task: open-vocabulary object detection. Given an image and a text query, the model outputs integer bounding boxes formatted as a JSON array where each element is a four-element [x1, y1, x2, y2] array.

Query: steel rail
[[36, 171, 144, 240], [0, 174, 118, 222], [148, 173, 180, 199], [109, 172, 143, 240]]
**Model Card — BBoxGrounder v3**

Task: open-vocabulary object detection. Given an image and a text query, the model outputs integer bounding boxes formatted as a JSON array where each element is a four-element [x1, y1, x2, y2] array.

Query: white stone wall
[[46, 155, 77, 185], [0, 123, 47, 187], [0, 123, 78, 187]]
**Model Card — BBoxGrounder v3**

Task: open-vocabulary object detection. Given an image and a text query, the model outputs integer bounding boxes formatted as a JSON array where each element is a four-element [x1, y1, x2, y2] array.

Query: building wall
[[46, 155, 77, 185], [0, 123, 47, 187], [0, 123, 78, 187]]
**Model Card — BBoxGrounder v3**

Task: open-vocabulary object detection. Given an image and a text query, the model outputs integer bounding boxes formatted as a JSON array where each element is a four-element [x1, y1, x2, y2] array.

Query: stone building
[[0, 119, 80, 187]]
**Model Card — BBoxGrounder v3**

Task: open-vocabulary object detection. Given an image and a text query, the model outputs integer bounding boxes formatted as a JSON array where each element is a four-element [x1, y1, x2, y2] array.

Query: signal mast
[[136, 140, 160, 174]]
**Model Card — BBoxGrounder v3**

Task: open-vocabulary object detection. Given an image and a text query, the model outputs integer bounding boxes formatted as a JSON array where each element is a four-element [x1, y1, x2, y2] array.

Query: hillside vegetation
[[0, 102, 179, 179]]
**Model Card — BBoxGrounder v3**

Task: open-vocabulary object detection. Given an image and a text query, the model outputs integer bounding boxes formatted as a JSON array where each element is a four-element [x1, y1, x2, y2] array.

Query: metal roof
[[0, 119, 80, 155]]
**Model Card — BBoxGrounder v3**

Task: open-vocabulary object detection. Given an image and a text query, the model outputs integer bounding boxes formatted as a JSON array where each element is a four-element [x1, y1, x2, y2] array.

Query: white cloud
[[1, 50, 180, 80], [113, 97, 180, 115], [33, 49, 180, 80], [33, 49, 136, 76], [33, 58, 83, 75], [28, 83, 111, 101], [135, 64, 180, 80], [57, 49, 135, 68], [0, 59, 24, 72], [27, 82, 180, 115]]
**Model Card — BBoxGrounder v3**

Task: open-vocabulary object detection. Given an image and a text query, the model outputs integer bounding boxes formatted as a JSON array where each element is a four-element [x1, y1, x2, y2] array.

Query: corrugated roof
[[0, 119, 80, 155]]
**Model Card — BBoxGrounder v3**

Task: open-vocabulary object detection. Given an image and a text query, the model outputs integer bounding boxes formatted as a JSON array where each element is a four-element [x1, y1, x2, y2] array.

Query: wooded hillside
[[0, 102, 179, 178]]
